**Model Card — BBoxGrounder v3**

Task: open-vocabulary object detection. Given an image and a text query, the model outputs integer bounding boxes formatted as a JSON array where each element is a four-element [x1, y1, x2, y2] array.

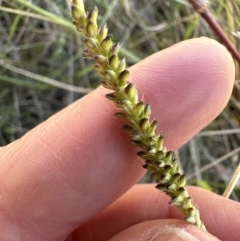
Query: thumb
[[110, 220, 220, 241]]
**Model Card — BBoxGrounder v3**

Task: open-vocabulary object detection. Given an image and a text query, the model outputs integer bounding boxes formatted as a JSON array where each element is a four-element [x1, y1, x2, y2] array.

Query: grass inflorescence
[[72, 0, 206, 230]]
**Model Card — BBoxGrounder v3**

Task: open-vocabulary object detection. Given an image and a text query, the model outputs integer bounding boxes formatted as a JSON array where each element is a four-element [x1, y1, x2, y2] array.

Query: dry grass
[[0, 0, 240, 199]]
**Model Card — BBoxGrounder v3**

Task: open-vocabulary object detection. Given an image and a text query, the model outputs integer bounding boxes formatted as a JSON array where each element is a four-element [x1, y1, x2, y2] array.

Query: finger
[[130, 37, 235, 149], [109, 220, 220, 241], [73, 185, 240, 241], [0, 38, 235, 241]]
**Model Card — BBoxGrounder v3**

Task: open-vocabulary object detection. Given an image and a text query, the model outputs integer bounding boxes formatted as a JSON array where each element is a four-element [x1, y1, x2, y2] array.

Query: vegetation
[[0, 0, 240, 202]]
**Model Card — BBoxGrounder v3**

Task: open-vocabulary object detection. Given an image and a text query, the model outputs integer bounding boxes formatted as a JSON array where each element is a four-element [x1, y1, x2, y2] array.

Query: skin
[[0, 37, 238, 241]]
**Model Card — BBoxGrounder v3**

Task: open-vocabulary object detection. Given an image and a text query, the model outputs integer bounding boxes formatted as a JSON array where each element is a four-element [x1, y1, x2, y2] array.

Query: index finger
[[0, 38, 234, 240]]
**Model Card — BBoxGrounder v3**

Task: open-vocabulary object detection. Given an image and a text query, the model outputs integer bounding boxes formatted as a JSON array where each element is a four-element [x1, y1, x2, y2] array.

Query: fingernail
[[153, 227, 200, 241]]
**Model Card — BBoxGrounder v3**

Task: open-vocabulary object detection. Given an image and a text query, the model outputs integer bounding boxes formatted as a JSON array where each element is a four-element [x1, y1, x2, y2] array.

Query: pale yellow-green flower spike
[[71, 1, 206, 230]]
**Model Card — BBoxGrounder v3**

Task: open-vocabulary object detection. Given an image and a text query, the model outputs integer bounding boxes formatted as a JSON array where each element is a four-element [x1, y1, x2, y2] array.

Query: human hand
[[0, 38, 238, 241]]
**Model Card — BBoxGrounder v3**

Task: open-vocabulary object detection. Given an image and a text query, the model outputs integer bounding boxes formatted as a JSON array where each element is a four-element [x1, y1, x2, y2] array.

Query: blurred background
[[0, 0, 240, 198]]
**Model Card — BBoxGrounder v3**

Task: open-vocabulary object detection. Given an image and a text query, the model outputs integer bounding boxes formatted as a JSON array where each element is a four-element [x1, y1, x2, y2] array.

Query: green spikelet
[[71, 1, 206, 230]]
